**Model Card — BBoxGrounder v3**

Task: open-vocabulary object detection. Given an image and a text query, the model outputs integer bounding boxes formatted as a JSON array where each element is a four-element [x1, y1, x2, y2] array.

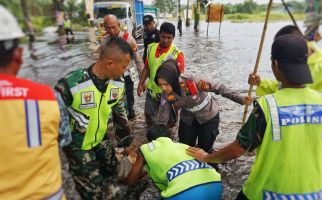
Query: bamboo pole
[[219, 4, 223, 36], [241, 0, 274, 125], [186, 0, 190, 27], [207, 5, 210, 37]]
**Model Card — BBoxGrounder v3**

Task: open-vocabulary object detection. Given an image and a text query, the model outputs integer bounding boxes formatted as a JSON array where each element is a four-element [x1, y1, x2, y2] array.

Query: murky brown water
[[18, 21, 307, 200]]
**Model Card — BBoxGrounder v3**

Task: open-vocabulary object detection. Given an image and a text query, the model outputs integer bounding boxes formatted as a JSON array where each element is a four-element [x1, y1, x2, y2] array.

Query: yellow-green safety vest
[[69, 79, 124, 150], [243, 87, 322, 199], [64, 20, 71, 28], [140, 137, 221, 198], [147, 43, 181, 98]]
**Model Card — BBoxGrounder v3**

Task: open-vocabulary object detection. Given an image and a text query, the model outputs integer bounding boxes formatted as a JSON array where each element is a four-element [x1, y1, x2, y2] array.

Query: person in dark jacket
[[143, 14, 160, 61]]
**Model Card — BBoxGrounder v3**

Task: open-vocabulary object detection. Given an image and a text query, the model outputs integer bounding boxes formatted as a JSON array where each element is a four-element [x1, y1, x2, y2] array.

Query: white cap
[[0, 5, 25, 42]]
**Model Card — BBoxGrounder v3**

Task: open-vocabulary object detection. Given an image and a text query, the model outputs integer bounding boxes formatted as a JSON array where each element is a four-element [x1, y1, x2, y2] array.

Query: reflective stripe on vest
[[147, 43, 181, 98], [70, 79, 124, 150], [185, 93, 211, 112], [24, 100, 42, 147], [263, 189, 322, 200], [264, 95, 281, 141], [167, 159, 211, 182]]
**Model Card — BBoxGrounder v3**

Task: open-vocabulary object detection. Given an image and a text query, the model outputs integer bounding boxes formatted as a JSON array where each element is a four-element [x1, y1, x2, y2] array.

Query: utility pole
[[20, 0, 35, 53], [186, 0, 190, 26], [178, 0, 181, 16]]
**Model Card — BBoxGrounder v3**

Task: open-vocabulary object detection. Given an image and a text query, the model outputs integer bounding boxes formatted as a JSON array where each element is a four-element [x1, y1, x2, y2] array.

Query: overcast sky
[[143, 0, 304, 5]]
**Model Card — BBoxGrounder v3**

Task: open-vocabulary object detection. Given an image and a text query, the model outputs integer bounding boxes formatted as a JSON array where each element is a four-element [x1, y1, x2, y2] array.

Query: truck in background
[[144, 6, 160, 26], [92, 0, 144, 41]]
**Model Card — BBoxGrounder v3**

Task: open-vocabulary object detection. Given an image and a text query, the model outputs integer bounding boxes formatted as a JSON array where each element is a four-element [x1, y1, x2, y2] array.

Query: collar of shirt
[[156, 43, 171, 58], [87, 64, 109, 93]]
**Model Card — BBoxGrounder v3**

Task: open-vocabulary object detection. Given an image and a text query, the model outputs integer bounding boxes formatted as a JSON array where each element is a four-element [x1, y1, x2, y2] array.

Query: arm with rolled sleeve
[[112, 90, 133, 147], [128, 35, 144, 75]]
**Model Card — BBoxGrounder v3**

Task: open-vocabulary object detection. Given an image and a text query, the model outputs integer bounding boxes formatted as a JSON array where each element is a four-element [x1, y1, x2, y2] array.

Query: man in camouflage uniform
[[102, 14, 144, 119], [55, 37, 134, 200]]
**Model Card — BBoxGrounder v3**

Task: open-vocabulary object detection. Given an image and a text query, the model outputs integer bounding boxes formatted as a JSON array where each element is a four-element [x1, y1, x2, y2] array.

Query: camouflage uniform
[[55, 65, 132, 200]]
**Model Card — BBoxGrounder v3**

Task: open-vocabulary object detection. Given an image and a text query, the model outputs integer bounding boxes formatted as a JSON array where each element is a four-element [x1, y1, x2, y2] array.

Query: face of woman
[[157, 78, 173, 94]]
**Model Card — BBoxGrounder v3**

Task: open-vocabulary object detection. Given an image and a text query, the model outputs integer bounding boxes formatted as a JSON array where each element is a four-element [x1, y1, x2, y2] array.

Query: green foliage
[[223, 0, 306, 14], [287, 1, 306, 13], [153, 0, 177, 14], [63, 0, 87, 26], [224, 12, 305, 23]]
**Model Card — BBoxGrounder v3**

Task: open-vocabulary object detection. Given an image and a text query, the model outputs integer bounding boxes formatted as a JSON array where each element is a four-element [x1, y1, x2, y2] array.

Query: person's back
[[245, 35, 322, 199], [126, 124, 222, 200], [0, 74, 63, 199], [243, 87, 322, 199], [140, 137, 221, 199]]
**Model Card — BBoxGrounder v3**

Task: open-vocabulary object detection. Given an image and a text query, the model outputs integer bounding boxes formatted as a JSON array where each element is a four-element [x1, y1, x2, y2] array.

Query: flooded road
[[19, 21, 308, 199]]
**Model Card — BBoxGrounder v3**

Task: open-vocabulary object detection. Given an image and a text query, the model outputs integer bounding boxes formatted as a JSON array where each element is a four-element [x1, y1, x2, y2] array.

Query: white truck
[[89, 0, 144, 40]]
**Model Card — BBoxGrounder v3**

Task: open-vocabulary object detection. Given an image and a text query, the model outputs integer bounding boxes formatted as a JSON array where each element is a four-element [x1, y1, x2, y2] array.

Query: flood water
[[18, 20, 310, 200]]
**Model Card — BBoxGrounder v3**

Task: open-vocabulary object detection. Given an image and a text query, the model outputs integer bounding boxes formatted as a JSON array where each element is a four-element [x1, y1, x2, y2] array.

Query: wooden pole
[[241, 0, 274, 125], [281, 0, 303, 36], [219, 4, 223, 36], [186, 0, 190, 27], [207, 5, 210, 37]]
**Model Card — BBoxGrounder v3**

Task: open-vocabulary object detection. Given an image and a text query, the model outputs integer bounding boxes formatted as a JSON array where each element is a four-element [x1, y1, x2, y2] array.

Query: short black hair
[[274, 25, 302, 40], [100, 36, 134, 60], [0, 39, 19, 67], [160, 22, 175, 37], [146, 124, 170, 141]]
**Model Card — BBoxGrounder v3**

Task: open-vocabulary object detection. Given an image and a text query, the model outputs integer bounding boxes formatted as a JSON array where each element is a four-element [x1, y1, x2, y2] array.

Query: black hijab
[[155, 59, 181, 96]]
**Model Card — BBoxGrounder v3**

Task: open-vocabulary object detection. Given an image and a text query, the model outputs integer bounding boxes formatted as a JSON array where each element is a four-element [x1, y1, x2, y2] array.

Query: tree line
[[152, 0, 307, 15]]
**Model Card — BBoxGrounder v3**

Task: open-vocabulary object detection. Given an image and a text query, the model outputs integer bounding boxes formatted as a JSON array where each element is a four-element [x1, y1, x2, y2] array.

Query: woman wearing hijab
[[155, 60, 252, 153]]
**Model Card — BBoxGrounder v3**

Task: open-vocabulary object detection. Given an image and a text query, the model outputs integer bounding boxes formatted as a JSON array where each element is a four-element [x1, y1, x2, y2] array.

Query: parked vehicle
[[92, 0, 144, 41], [144, 6, 159, 25]]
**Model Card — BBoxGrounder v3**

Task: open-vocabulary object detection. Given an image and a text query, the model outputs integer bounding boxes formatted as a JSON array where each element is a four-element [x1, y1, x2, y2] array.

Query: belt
[[185, 93, 211, 112]]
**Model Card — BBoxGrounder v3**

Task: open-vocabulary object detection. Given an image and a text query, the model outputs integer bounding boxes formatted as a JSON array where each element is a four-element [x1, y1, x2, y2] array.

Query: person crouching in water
[[126, 125, 222, 200], [155, 60, 252, 153]]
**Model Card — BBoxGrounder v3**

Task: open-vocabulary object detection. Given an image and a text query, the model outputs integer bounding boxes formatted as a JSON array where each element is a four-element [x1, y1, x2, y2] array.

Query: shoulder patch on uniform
[[110, 88, 119, 100], [65, 69, 88, 88], [147, 142, 155, 151], [80, 91, 97, 109]]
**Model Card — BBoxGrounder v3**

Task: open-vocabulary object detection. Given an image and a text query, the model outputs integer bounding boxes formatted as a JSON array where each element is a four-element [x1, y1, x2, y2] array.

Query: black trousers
[[65, 28, 74, 36], [124, 75, 134, 112], [236, 190, 249, 200], [178, 113, 220, 153]]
